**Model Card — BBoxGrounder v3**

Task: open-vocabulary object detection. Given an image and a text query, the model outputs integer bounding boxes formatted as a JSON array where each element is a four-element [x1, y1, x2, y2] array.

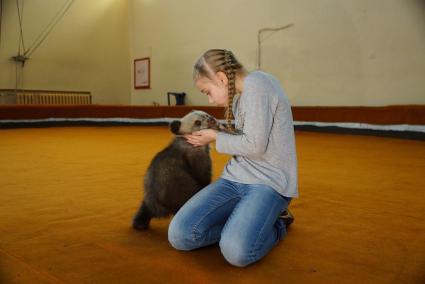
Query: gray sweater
[[216, 71, 298, 198]]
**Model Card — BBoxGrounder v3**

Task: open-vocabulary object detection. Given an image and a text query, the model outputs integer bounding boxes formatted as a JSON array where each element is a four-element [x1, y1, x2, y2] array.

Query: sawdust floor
[[0, 126, 424, 284]]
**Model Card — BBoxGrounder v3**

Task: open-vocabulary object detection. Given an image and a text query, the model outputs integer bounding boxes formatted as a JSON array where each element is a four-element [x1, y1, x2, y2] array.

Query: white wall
[[1, 1, 423, 107], [129, 0, 425, 106], [0, 0, 131, 104]]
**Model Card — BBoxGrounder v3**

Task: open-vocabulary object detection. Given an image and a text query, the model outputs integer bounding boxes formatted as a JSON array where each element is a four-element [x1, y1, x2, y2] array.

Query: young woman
[[168, 49, 298, 267]]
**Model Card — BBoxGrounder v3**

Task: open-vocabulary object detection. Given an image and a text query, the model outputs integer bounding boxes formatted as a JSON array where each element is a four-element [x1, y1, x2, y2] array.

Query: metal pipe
[[257, 24, 293, 69]]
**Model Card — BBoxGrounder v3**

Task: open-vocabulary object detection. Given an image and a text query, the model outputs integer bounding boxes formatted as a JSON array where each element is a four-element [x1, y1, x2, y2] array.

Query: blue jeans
[[168, 178, 291, 267]]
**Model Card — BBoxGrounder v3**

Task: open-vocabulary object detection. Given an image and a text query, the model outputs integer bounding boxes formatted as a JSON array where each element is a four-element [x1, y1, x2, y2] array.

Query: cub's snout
[[170, 120, 181, 135]]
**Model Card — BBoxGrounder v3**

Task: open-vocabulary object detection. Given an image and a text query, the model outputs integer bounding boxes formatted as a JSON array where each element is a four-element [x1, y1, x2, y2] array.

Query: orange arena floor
[[0, 126, 424, 283]]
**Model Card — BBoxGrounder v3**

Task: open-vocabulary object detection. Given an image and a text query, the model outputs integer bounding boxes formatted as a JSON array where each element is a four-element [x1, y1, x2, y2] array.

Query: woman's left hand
[[184, 129, 218, 147]]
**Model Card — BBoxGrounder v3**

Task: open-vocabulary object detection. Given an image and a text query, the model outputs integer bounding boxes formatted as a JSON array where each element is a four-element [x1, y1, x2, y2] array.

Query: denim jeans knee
[[168, 214, 199, 251], [168, 178, 241, 251], [219, 236, 252, 267], [218, 182, 289, 267]]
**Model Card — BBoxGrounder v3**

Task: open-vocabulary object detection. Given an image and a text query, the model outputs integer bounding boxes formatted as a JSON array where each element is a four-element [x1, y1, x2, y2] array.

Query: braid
[[224, 50, 236, 132]]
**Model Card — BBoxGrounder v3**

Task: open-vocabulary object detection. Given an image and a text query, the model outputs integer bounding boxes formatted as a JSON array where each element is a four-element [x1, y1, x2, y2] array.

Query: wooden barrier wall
[[0, 105, 424, 125]]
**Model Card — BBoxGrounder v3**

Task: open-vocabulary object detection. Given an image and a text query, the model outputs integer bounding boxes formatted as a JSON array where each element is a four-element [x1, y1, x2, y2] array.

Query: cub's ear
[[170, 120, 181, 134], [194, 120, 202, 127]]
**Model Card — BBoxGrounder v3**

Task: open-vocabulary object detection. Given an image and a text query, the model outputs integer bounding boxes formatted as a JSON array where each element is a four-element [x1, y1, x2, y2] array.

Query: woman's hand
[[184, 129, 218, 147]]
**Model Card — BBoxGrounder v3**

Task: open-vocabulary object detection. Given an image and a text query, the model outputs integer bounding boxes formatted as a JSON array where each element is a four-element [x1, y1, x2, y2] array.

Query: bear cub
[[132, 110, 221, 230]]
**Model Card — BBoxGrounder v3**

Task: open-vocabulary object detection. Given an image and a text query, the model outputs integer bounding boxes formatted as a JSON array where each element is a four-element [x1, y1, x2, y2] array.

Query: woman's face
[[195, 74, 228, 107]]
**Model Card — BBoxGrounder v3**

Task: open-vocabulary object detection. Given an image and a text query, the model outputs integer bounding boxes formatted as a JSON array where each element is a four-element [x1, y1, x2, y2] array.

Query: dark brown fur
[[132, 111, 219, 230]]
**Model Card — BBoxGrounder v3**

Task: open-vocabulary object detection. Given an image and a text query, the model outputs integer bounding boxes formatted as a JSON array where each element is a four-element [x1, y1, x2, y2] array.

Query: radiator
[[0, 90, 92, 105], [16, 92, 91, 105]]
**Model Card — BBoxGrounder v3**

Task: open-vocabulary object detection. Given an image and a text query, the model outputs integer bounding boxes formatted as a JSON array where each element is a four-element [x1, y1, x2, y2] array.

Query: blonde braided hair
[[193, 49, 245, 132]]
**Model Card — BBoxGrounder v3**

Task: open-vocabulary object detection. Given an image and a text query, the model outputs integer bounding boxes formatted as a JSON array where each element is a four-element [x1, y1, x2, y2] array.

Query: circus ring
[[0, 105, 424, 284]]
